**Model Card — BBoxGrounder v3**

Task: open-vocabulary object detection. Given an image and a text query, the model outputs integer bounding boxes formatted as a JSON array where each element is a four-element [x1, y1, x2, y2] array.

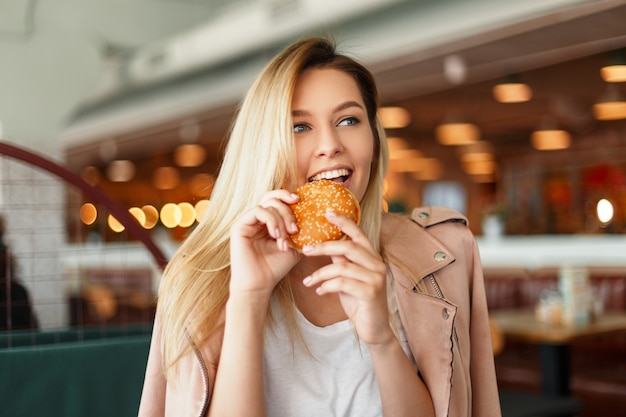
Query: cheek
[[357, 145, 374, 172], [295, 142, 312, 179], [353, 139, 376, 199], [358, 132, 376, 167]]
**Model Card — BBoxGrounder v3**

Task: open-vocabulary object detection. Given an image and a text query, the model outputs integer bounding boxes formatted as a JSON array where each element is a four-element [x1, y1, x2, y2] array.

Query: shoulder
[[381, 206, 473, 262], [407, 207, 474, 250], [381, 206, 468, 236], [409, 206, 468, 228]]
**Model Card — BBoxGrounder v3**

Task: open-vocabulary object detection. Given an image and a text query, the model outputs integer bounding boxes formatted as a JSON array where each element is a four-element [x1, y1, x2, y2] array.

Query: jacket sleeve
[[138, 315, 167, 416], [468, 235, 502, 416]]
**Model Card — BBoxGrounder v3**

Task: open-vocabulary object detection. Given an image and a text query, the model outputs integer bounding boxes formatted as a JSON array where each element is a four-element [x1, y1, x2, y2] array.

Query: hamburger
[[288, 179, 361, 250]]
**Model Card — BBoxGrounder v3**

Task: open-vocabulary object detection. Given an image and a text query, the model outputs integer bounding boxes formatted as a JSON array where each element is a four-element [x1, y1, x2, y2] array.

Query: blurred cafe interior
[[1, 0, 626, 416]]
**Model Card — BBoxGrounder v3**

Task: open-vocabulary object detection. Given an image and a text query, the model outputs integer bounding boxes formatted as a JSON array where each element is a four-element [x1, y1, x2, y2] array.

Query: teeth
[[310, 169, 350, 182]]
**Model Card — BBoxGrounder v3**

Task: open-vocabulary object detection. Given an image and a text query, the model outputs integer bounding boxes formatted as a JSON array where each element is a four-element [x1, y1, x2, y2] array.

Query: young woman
[[138, 37, 501, 417]]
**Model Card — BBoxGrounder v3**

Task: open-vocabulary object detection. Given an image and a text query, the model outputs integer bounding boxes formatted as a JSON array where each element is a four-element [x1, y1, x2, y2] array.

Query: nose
[[315, 126, 344, 157]]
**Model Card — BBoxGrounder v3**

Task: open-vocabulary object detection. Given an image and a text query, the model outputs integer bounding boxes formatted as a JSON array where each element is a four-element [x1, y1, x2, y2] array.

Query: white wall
[[0, 0, 211, 150], [0, 157, 66, 329]]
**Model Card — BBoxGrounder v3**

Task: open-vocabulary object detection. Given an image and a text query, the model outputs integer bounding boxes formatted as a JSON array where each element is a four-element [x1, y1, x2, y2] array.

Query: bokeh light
[[129, 207, 147, 227], [141, 205, 159, 229], [80, 203, 97, 225], [194, 199, 209, 222], [177, 202, 196, 227], [108, 214, 124, 232], [160, 203, 182, 228]]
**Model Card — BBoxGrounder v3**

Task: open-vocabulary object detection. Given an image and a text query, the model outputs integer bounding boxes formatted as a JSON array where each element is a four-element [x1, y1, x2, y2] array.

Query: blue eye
[[338, 117, 359, 126], [293, 124, 309, 133]]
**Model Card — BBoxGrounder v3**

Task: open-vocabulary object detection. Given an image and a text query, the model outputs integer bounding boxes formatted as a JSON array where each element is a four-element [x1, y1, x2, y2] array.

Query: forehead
[[292, 68, 363, 108]]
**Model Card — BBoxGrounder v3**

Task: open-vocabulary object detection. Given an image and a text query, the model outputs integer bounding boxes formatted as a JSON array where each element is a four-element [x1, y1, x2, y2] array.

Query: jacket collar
[[380, 211, 455, 283]]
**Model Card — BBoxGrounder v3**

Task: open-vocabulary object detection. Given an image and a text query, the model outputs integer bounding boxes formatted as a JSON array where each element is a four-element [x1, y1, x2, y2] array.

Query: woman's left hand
[[301, 211, 393, 346]]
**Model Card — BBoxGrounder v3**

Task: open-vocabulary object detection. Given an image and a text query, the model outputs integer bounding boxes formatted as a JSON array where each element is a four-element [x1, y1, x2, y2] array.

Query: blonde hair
[[157, 36, 390, 379]]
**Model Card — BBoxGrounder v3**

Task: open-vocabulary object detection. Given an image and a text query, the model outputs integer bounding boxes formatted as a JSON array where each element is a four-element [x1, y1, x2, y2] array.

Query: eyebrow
[[292, 100, 365, 117]]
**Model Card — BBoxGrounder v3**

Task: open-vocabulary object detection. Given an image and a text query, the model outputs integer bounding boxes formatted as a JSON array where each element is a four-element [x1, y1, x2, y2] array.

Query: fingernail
[[303, 276, 312, 285], [275, 228, 281, 238], [302, 245, 314, 254], [326, 210, 337, 217], [291, 193, 299, 199], [290, 222, 298, 233]]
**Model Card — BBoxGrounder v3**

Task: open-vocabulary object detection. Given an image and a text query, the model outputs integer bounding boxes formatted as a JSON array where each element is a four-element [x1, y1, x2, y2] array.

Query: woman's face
[[291, 68, 375, 201]]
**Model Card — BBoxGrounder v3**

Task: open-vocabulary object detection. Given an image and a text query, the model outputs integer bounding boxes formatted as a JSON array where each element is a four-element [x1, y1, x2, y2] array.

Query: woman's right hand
[[229, 190, 302, 300]]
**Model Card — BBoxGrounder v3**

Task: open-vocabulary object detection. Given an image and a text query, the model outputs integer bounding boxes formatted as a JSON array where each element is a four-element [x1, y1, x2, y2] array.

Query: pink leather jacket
[[138, 206, 502, 417]]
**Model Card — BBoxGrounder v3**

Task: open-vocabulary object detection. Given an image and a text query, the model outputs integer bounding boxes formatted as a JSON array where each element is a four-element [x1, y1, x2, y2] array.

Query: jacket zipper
[[193, 347, 210, 417], [186, 331, 211, 417], [428, 275, 464, 371]]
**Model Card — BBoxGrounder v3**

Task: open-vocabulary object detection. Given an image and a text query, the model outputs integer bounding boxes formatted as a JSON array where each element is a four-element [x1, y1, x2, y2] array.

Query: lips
[[308, 168, 352, 183]]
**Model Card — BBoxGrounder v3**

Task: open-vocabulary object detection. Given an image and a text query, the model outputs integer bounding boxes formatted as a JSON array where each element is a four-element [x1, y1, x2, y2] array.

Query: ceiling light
[[492, 75, 532, 103], [460, 149, 497, 177], [410, 158, 443, 181], [461, 151, 494, 163], [389, 148, 422, 161], [435, 122, 480, 145], [174, 143, 206, 167], [600, 49, 626, 83], [190, 173, 215, 197], [455, 140, 494, 158], [601, 65, 626, 83], [153, 166, 181, 190], [471, 174, 495, 183], [389, 154, 425, 173], [593, 101, 626, 120], [379, 106, 411, 129], [530, 129, 571, 150], [462, 159, 496, 175], [593, 84, 626, 121], [443, 54, 467, 85], [386, 136, 410, 153], [106, 160, 135, 182], [179, 118, 201, 142]]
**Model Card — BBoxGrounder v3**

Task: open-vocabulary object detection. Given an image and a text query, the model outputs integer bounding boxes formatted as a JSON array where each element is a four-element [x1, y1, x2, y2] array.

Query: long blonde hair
[[157, 36, 389, 379]]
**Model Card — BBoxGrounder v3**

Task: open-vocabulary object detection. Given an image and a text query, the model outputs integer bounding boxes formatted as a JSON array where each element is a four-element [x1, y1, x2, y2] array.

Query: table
[[490, 309, 626, 397]]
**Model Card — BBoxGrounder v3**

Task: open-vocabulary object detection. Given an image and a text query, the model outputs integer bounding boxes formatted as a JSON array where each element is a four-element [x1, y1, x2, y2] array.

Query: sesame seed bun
[[288, 179, 361, 250]]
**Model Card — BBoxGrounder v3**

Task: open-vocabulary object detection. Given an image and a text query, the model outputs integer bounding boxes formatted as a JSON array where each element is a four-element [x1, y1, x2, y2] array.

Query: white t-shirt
[[263, 302, 382, 417]]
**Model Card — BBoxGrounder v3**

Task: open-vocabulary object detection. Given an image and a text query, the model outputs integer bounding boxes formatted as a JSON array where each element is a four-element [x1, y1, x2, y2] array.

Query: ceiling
[[62, 0, 626, 210], [372, 0, 626, 155]]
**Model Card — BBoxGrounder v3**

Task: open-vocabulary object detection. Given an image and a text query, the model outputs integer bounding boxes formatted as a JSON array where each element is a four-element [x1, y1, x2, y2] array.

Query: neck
[[287, 256, 348, 327]]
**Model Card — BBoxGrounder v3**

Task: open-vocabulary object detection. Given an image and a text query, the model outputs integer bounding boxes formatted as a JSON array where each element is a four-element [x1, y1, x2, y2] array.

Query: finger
[[315, 275, 380, 300], [259, 205, 293, 251], [303, 239, 384, 274], [304, 261, 383, 288], [235, 205, 290, 251], [259, 189, 300, 206], [324, 211, 371, 247], [259, 192, 300, 234]]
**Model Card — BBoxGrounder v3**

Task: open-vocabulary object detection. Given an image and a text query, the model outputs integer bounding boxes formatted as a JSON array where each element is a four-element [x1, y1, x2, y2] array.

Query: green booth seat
[[0, 327, 152, 417], [0, 323, 153, 349]]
